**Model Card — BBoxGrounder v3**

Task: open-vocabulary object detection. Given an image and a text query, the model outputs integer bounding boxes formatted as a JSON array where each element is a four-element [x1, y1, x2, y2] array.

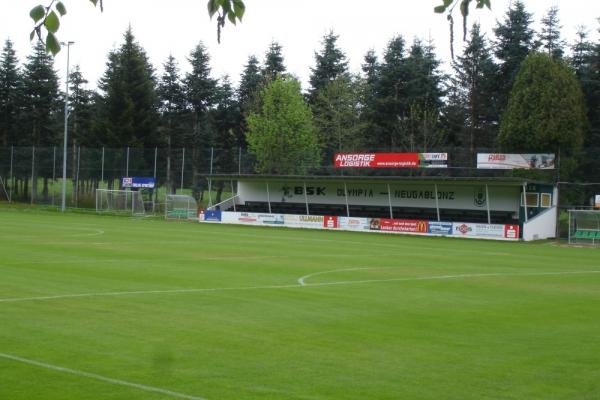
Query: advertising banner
[[453, 222, 519, 239], [203, 210, 222, 222], [323, 216, 339, 229], [284, 214, 324, 228], [121, 176, 156, 189], [477, 154, 555, 170], [368, 218, 428, 233], [428, 221, 453, 235], [338, 217, 370, 231], [221, 212, 284, 226], [595, 195, 600, 209], [334, 153, 448, 169]]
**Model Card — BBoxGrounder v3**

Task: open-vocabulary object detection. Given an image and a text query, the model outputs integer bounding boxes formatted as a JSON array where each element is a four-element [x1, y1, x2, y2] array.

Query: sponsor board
[[284, 214, 324, 228], [338, 217, 370, 231], [221, 212, 284, 225], [334, 153, 447, 169], [121, 176, 156, 189], [203, 210, 222, 222], [595, 195, 600, 209], [380, 219, 429, 233], [453, 222, 519, 239], [428, 221, 453, 235], [477, 154, 555, 170], [323, 216, 339, 229]]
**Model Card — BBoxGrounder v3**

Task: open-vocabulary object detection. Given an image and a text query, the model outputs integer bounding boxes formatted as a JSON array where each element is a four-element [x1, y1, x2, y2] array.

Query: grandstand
[[202, 174, 558, 241]]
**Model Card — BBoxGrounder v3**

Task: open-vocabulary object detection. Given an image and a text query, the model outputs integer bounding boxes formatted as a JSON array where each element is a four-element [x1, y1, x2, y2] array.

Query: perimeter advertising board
[[452, 222, 519, 239], [238, 181, 520, 212], [334, 153, 447, 168], [213, 212, 520, 240], [595, 195, 600, 209], [477, 154, 555, 170], [121, 177, 156, 189]]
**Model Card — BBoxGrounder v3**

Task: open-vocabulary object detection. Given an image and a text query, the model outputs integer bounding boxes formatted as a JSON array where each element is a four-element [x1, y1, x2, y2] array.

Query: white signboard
[[238, 181, 520, 212], [477, 154, 555, 169], [595, 195, 600, 209]]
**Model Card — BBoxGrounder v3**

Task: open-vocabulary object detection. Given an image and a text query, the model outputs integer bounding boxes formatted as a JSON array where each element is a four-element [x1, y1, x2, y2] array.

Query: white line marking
[[1, 271, 599, 304], [298, 267, 378, 286], [0, 352, 206, 400]]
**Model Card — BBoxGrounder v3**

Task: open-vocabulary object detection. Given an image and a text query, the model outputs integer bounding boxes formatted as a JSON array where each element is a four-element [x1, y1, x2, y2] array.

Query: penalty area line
[[0, 352, 207, 400]]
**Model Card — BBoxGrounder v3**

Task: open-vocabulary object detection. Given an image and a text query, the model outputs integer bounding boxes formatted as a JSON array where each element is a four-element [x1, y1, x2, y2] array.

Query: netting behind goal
[[165, 194, 198, 220], [568, 210, 600, 246], [96, 189, 145, 216]]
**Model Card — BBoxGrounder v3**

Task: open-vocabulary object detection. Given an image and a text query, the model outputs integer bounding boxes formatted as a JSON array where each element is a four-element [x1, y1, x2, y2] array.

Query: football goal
[[568, 209, 600, 246], [165, 194, 198, 220], [96, 189, 145, 216]]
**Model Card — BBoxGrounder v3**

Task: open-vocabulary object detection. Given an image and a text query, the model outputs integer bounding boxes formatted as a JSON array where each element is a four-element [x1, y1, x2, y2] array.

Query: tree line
[[1, 1, 599, 188]]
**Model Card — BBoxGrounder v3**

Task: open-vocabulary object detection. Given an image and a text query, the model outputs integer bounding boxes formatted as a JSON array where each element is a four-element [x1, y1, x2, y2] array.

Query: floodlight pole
[[61, 41, 75, 212]]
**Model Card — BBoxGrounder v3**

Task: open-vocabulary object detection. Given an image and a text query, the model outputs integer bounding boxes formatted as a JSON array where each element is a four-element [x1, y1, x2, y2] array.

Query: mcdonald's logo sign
[[416, 220, 428, 233]]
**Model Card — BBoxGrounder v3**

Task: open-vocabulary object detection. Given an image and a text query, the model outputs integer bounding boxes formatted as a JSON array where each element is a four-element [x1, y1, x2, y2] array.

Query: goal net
[[165, 194, 198, 220], [96, 189, 145, 216], [568, 209, 600, 246]]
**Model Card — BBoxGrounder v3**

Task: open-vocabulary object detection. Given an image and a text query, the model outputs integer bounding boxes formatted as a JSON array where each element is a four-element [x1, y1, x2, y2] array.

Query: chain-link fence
[[1, 145, 597, 218]]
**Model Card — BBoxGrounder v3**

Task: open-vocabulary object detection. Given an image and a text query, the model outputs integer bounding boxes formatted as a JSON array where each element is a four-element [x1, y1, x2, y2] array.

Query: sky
[[1, 0, 599, 91]]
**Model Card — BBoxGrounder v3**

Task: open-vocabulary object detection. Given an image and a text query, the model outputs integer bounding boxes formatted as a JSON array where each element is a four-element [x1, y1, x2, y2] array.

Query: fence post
[[126, 146, 130, 177], [52, 146, 56, 206], [180, 148, 185, 191], [9, 145, 13, 202], [30, 145, 35, 205], [238, 146, 242, 175], [101, 147, 105, 184], [153, 147, 158, 212], [75, 146, 81, 207]]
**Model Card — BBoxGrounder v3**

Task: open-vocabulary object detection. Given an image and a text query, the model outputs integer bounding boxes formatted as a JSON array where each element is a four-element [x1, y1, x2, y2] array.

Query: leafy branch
[[434, 0, 491, 58], [30, 0, 244, 55], [207, 0, 246, 44], [29, 0, 103, 55]]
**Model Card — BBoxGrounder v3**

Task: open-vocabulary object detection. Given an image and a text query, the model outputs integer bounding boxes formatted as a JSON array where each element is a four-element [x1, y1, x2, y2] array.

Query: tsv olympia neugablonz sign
[[334, 153, 448, 168]]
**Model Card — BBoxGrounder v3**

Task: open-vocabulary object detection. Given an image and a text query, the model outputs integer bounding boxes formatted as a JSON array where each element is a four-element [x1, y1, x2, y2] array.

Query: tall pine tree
[[308, 31, 348, 104], [451, 23, 498, 152], [0, 39, 21, 147], [96, 27, 159, 147], [493, 0, 536, 112], [262, 41, 286, 81], [537, 6, 565, 59]]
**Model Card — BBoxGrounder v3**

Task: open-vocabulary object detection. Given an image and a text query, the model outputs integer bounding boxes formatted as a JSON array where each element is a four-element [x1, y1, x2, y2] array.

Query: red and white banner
[[477, 154, 555, 169], [453, 222, 519, 239], [334, 153, 447, 168], [369, 218, 429, 233], [323, 216, 339, 229]]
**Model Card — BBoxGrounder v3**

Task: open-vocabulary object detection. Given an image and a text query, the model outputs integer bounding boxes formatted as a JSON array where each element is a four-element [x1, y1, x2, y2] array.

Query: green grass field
[[1, 207, 599, 400]]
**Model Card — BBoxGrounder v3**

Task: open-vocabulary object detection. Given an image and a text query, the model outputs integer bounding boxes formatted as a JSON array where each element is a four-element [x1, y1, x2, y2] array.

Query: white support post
[[231, 180, 236, 212], [522, 183, 528, 222], [153, 147, 158, 179], [485, 184, 491, 224], [238, 147, 242, 175], [304, 182, 309, 215], [387, 184, 393, 219], [208, 178, 213, 208], [344, 182, 350, 217], [434, 184, 441, 222], [568, 210, 571, 244], [266, 182, 272, 214]]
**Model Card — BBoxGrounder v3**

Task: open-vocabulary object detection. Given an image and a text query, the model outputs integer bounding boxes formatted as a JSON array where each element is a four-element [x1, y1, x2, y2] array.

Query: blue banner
[[122, 177, 156, 189], [204, 210, 222, 222], [428, 221, 453, 235]]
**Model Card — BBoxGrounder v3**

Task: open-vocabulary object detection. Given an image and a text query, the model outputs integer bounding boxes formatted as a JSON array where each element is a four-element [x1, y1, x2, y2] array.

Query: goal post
[[165, 194, 198, 220], [96, 189, 145, 216], [568, 209, 600, 246]]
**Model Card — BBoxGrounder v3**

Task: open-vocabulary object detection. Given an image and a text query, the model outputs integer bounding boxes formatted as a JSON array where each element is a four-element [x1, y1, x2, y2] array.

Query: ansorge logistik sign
[[334, 153, 447, 168]]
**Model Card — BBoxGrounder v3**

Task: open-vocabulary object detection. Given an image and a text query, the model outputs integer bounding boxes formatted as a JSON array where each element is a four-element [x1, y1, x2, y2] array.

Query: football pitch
[[1, 208, 599, 400]]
